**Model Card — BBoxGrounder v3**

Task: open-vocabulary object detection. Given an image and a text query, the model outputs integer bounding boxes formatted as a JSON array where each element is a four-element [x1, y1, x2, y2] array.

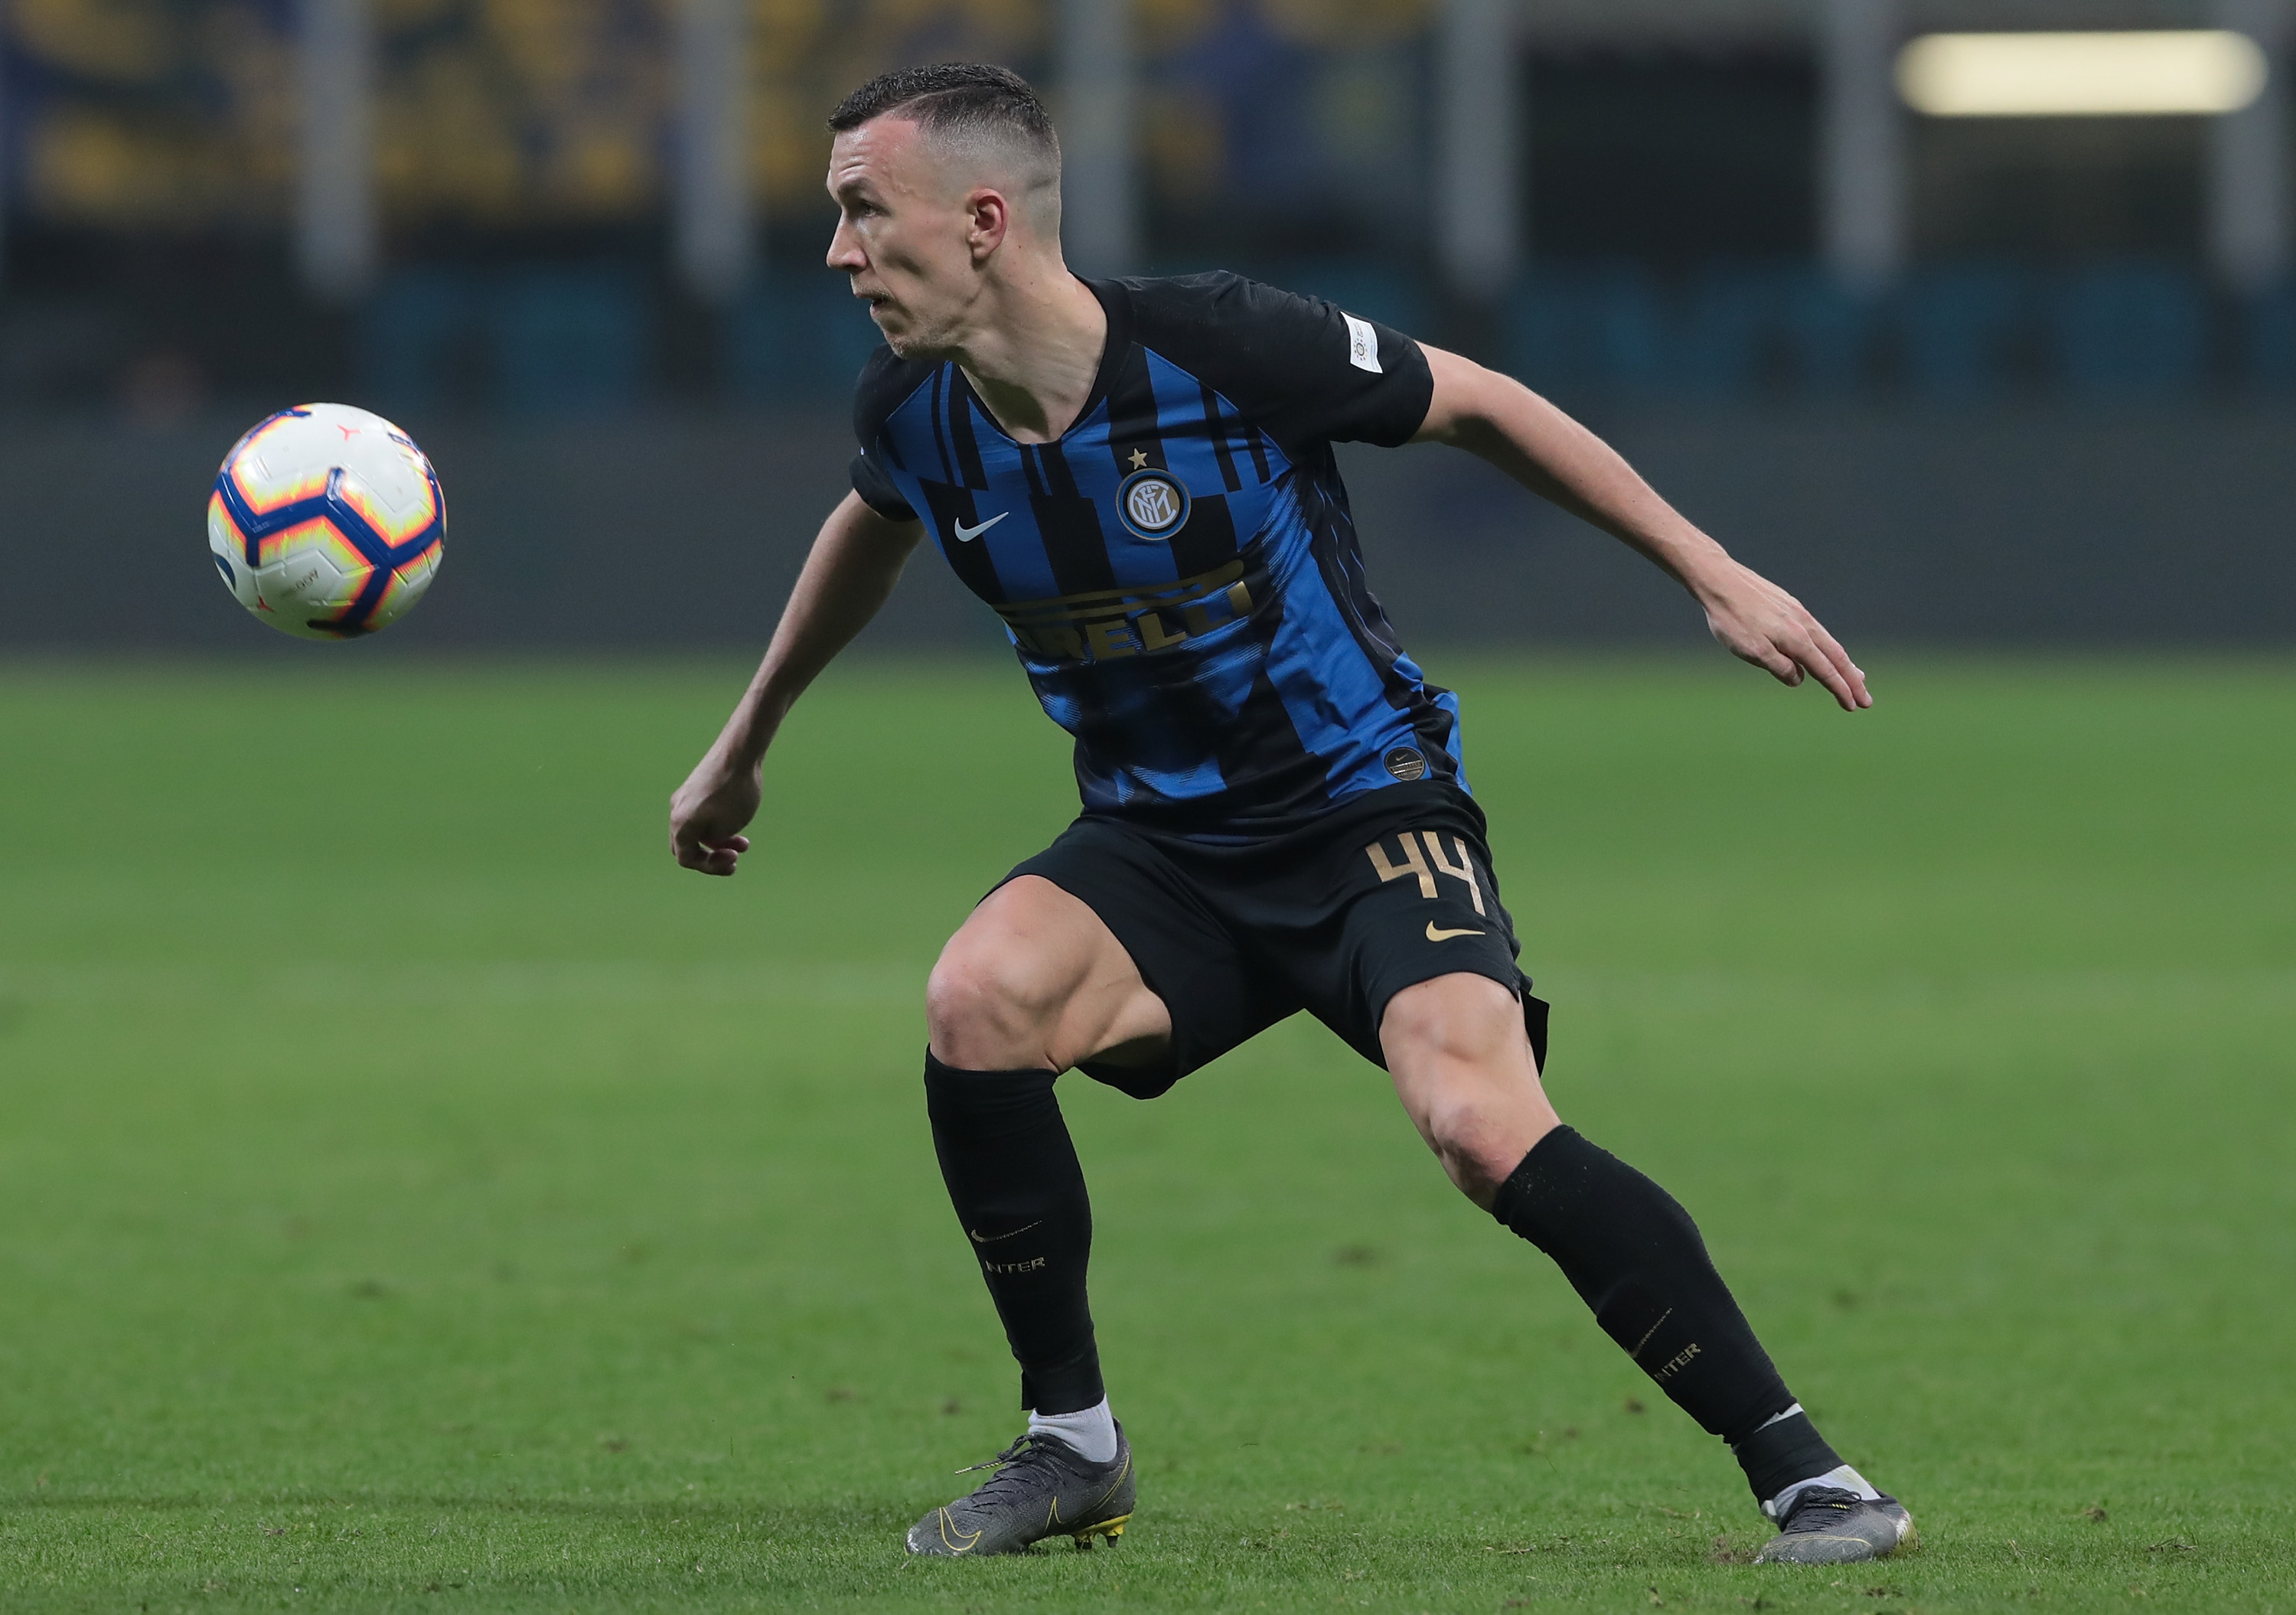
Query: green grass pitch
[[1, 655, 2290, 1613]]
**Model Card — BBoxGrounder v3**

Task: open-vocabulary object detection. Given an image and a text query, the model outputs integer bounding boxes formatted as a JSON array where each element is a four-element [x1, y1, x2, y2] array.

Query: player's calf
[[1489, 1126, 1908, 1561], [922, 1056, 1104, 1417], [1381, 977, 1904, 1557]]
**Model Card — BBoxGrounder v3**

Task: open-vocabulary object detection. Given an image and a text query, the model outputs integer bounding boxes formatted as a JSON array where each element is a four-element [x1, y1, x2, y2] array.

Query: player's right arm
[[670, 491, 923, 875], [1414, 345, 1870, 713]]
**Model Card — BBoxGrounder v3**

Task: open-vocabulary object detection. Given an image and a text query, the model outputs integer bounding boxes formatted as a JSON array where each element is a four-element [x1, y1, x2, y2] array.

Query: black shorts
[[1000, 781, 1548, 1100]]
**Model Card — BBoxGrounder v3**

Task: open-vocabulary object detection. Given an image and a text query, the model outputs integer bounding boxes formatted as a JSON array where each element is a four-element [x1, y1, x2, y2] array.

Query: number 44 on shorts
[[1364, 832, 1487, 916]]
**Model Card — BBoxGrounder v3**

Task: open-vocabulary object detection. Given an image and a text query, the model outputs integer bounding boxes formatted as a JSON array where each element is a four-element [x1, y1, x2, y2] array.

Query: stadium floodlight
[[1896, 30, 2270, 117]]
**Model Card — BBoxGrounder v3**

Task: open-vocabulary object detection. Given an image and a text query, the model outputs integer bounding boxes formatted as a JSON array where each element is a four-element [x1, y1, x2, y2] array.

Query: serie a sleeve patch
[[1342, 312, 1384, 375]]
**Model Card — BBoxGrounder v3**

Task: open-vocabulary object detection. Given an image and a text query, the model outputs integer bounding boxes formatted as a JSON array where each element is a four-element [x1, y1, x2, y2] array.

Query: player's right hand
[[669, 755, 761, 876]]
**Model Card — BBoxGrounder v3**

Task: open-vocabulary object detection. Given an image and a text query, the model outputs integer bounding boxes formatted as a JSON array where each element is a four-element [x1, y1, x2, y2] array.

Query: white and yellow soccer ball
[[208, 403, 445, 640]]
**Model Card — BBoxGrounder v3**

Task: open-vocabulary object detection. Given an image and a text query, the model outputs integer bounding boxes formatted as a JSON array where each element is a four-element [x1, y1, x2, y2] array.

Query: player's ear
[[965, 189, 1011, 263]]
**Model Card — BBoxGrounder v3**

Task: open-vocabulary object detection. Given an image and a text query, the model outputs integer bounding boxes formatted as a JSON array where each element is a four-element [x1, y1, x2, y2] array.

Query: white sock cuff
[[1026, 1397, 1118, 1464]]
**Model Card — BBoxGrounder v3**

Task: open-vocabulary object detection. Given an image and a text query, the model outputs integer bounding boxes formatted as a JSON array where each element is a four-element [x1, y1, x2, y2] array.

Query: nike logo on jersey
[[1426, 923, 1485, 942], [968, 1221, 1041, 1245], [953, 512, 1008, 542]]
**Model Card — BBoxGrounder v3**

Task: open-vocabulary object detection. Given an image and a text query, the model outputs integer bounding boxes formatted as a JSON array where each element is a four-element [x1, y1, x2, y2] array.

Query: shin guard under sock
[[1490, 1126, 1843, 1502], [923, 1053, 1104, 1414]]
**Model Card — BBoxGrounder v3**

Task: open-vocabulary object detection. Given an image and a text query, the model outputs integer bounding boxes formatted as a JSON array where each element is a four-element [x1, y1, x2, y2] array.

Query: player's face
[[826, 119, 983, 357]]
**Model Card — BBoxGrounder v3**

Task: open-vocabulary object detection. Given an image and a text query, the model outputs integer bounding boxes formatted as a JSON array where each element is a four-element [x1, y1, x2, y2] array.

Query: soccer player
[[670, 63, 1911, 1567]]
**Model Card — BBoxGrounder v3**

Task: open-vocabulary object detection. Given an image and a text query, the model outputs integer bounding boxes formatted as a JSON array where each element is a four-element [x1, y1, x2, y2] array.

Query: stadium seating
[[360, 268, 651, 416]]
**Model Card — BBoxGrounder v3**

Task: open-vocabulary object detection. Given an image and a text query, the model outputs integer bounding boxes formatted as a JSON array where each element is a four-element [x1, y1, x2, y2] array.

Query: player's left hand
[[1694, 558, 1872, 711], [669, 755, 760, 876]]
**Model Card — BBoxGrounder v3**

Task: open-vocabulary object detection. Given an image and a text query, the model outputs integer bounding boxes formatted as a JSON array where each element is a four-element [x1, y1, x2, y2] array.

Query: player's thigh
[[1295, 814, 1529, 1066], [1283, 812, 1555, 1199], [928, 875, 1172, 1072], [996, 820, 1298, 1095]]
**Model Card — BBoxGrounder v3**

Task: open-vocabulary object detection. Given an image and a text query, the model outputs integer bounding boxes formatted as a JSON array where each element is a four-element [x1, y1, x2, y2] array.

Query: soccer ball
[[208, 403, 445, 639]]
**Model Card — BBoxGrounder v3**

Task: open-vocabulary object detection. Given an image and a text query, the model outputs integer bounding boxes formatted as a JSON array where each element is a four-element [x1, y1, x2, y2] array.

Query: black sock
[[1731, 1408, 1848, 1508], [922, 1053, 1104, 1414], [1489, 1126, 1843, 1503]]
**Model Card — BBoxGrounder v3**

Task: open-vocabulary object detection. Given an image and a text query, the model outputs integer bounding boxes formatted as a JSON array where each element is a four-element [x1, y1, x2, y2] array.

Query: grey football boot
[[1753, 1486, 1916, 1564], [906, 1425, 1135, 1556]]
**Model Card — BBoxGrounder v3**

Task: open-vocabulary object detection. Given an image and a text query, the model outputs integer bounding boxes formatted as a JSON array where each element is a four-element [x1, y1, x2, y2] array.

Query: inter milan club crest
[[1116, 467, 1191, 541]]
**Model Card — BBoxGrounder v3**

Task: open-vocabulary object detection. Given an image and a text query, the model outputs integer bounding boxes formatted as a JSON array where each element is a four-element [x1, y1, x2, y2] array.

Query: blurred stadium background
[[2, 0, 2293, 651]]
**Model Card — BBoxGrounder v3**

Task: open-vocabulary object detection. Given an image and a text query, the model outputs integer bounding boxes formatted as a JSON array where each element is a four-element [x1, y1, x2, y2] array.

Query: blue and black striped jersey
[[849, 272, 1463, 837]]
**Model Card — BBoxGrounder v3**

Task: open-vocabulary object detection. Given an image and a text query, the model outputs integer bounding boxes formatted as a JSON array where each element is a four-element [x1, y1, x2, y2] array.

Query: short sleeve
[[847, 343, 928, 522], [849, 450, 916, 522], [1119, 274, 1435, 458]]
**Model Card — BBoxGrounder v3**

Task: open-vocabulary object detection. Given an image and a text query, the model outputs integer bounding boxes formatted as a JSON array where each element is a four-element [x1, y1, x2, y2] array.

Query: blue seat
[[1577, 265, 1671, 394], [1773, 268, 1878, 396], [1507, 264, 1671, 398], [1896, 264, 2032, 402], [494, 269, 647, 415], [729, 279, 889, 406], [358, 271, 481, 415], [1506, 269, 1582, 392], [1674, 266, 1776, 399], [2049, 261, 2206, 397], [2243, 281, 2296, 392], [1681, 263, 1880, 400]]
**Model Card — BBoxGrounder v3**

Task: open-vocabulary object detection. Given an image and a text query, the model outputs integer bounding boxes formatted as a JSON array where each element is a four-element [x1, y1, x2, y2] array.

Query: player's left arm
[[1412, 345, 1871, 711]]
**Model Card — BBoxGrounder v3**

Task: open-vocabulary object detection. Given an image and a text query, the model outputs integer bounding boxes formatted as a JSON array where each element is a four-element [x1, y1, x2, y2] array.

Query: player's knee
[[926, 935, 1064, 1067], [1410, 1081, 1555, 1208], [1381, 974, 1556, 1205]]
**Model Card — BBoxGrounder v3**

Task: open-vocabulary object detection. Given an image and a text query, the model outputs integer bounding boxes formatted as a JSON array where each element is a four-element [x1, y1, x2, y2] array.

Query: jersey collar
[[1074, 276, 1133, 431]]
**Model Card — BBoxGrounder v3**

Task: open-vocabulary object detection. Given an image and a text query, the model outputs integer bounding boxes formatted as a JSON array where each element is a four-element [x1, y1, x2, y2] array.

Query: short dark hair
[[827, 63, 1058, 159], [828, 64, 1062, 229]]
